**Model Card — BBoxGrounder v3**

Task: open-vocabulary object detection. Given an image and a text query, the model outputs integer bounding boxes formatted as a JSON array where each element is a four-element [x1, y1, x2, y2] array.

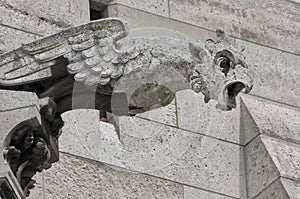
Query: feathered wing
[[0, 18, 138, 87]]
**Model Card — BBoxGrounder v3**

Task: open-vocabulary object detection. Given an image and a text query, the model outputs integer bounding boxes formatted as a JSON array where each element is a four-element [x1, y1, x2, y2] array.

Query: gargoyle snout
[[217, 78, 253, 111]]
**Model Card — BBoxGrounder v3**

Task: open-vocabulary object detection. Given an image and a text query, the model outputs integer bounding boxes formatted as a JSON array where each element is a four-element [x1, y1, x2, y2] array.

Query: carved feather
[[0, 18, 132, 87]]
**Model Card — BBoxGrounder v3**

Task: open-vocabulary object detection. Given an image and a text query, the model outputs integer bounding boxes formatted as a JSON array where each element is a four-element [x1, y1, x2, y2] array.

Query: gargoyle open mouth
[[223, 81, 246, 110]]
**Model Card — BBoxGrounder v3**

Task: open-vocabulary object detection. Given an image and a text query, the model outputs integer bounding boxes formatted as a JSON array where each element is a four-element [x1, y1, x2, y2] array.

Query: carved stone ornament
[[0, 18, 253, 197]]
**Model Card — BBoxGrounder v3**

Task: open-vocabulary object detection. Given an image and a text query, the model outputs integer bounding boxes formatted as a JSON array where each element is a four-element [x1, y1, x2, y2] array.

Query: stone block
[[59, 110, 243, 198], [136, 99, 177, 127], [0, 25, 39, 52], [254, 178, 290, 199], [244, 135, 280, 198], [254, 177, 300, 199], [148, 133, 242, 198], [43, 153, 184, 199], [176, 89, 240, 144], [281, 177, 300, 199], [238, 39, 300, 108], [0, 5, 61, 37], [241, 94, 300, 144], [261, 135, 300, 180], [0, 108, 41, 143], [184, 186, 233, 199], [112, 0, 169, 17], [59, 109, 103, 159], [4, 0, 89, 27], [169, 0, 300, 55], [0, 90, 38, 111]]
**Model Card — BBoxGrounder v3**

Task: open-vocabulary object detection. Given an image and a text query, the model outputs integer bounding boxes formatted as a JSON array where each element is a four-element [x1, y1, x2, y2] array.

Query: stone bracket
[[0, 90, 60, 198]]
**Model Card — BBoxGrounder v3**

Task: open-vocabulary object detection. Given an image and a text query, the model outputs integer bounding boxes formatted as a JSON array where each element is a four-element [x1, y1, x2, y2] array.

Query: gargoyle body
[[0, 18, 253, 196], [0, 18, 253, 115]]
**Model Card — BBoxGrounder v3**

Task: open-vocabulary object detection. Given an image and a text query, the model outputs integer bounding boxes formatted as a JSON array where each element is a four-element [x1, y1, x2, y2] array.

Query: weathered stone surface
[[59, 109, 242, 198], [107, 4, 300, 108], [254, 178, 290, 199], [0, 5, 62, 37], [255, 177, 300, 199], [290, 0, 300, 3], [241, 94, 300, 144], [0, 25, 39, 52], [3, 0, 89, 27], [116, 116, 194, 162], [0, 90, 40, 143], [176, 90, 240, 143], [238, 39, 300, 108], [240, 95, 260, 145], [262, 135, 300, 180], [112, 0, 169, 17], [0, 90, 38, 111], [148, 134, 242, 198], [136, 99, 177, 127], [59, 110, 107, 159], [28, 172, 44, 199], [169, 0, 300, 55], [281, 177, 300, 199], [184, 186, 234, 199], [0, 107, 41, 140], [244, 135, 280, 198], [106, 4, 213, 40], [44, 153, 184, 199]]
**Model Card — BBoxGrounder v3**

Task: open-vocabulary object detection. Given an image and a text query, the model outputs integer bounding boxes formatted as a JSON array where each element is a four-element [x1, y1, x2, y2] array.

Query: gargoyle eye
[[216, 57, 230, 75]]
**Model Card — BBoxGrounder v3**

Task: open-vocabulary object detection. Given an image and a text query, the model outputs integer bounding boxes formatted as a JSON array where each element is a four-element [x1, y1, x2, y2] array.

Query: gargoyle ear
[[189, 42, 207, 63]]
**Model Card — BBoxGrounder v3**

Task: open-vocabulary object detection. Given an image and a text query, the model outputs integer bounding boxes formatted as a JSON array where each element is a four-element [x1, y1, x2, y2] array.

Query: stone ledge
[[59, 109, 243, 198], [43, 152, 184, 199], [0, 90, 39, 112]]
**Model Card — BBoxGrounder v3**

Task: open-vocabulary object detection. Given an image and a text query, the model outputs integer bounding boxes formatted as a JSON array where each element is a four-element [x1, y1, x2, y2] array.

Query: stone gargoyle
[[0, 18, 253, 196], [0, 18, 253, 115]]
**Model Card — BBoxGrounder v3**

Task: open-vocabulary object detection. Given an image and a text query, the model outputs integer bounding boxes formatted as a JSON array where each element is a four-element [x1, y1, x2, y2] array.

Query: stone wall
[[0, 0, 299, 198]]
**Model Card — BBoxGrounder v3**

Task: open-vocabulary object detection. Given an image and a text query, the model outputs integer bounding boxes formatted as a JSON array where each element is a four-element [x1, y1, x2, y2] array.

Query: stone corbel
[[0, 90, 60, 198]]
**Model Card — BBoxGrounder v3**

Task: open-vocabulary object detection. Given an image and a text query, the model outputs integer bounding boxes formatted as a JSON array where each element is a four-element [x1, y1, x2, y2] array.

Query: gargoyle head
[[189, 29, 253, 111]]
